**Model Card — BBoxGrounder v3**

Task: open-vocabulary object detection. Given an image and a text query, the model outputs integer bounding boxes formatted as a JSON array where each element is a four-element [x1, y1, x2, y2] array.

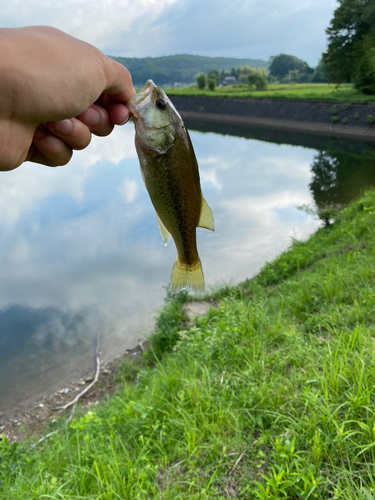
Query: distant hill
[[109, 54, 268, 86]]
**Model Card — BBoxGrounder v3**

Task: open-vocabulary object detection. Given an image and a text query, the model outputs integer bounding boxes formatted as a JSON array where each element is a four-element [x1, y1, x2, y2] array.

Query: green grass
[[3, 192, 375, 498], [166, 83, 375, 102]]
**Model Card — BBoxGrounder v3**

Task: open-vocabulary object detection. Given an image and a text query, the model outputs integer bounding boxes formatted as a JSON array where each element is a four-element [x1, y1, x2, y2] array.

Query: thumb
[[102, 57, 136, 102]]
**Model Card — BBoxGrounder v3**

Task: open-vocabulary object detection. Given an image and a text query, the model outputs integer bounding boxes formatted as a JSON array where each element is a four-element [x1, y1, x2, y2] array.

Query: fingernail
[[33, 126, 47, 140], [119, 116, 130, 126], [51, 119, 73, 136]]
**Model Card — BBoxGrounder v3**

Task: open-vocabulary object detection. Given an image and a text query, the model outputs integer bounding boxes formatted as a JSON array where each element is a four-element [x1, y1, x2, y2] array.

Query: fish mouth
[[128, 80, 156, 114], [138, 80, 156, 98]]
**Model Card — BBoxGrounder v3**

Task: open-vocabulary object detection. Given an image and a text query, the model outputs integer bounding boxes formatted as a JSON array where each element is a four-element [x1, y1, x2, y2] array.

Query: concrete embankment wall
[[169, 96, 375, 142]]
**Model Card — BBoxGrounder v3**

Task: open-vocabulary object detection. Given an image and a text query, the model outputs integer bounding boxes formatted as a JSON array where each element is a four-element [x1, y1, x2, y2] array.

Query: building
[[222, 76, 237, 86]]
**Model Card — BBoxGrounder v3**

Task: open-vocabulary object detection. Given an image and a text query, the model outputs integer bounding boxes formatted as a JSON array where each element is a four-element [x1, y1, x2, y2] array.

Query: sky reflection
[[0, 124, 322, 415]]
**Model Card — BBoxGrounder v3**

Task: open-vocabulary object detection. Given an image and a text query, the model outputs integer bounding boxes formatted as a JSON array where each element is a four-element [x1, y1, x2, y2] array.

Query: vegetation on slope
[[2, 192, 375, 498], [166, 83, 375, 101]]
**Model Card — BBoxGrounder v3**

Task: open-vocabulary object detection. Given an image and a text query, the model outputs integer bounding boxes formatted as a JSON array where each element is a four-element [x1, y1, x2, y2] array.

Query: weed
[[330, 105, 338, 115], [3, 192, 375, 498], [146, 288, 190, 361]]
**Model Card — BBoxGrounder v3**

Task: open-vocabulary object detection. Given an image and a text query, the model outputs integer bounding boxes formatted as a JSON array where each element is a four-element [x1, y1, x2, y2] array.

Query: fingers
[[28, 118, 92, 167], [28, 126, 73, 167], [100, 95, 131, 125], [76, 103, 114, 137], [77, 100, 131, 134], [26, 97, 132, 168], [46, 117, 91, 150]]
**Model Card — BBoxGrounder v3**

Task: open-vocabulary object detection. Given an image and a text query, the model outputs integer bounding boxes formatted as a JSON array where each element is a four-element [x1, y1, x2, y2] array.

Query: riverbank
[[2, 191, 375, 498], [169, 95, 375, 141], [166, 83, 375, 101]]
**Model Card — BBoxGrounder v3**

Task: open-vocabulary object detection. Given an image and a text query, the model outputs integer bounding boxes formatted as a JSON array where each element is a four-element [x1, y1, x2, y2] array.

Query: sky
[[2, 0, 338, 67]]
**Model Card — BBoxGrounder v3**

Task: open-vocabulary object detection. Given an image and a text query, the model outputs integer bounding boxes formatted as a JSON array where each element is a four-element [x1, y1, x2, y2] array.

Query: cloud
[[120, 179, 139, 203], [0, 126, 137, 226], [3, 0, 336, 65], [2, 0, 178, 52]]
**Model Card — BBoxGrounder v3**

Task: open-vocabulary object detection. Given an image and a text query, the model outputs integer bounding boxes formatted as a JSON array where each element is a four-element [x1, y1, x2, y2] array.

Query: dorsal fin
[[156, 213, 171, 246], [198, 197, 215, 231]]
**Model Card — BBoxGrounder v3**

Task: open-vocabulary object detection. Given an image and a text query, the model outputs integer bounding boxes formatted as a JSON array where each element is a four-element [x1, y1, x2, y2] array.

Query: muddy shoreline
[[169, 96, 375, 141], [0, 342, 147, 443], [0, 302, 211, 443]]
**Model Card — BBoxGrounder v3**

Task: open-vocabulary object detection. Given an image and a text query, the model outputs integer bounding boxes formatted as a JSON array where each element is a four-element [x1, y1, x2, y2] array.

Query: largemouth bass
[[127, 80, 214, 293]]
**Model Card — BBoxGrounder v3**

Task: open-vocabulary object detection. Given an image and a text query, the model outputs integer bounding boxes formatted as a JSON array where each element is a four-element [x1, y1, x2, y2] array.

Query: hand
[[0, 26, 136, 171]]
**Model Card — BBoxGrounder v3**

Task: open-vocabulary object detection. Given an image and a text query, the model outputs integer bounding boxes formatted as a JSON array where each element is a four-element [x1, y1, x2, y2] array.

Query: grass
[[166, 83, 375, 102], [2, 192, 375, 498]]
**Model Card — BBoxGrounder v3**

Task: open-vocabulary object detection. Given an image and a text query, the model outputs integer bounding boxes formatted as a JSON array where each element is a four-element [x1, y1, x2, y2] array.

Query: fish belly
[[141, 154, 204, 292]]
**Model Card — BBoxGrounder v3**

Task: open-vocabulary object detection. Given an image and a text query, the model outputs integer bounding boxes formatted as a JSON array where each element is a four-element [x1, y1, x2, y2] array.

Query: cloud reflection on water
[[0, 124, 320, 415]]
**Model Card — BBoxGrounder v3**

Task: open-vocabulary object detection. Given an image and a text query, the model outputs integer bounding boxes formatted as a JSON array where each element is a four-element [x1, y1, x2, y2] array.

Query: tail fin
[[170, 258, 205, 293]]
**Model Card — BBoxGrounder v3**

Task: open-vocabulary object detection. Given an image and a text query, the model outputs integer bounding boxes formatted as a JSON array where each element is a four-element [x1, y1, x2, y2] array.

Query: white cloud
[[2, 0, 336, 65], [120, 179, 139, 203], [201, 168, 222, 190], [0, 125, 137, 226], [223, 190, 310, 221], [251, 155, 312, 180]]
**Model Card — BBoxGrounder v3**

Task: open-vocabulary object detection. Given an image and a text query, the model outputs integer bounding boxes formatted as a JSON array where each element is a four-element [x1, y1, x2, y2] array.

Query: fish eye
[[156, 99, 166, 110]]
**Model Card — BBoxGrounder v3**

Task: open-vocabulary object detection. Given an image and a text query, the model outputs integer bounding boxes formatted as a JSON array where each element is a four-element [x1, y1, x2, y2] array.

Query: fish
[[127, 80, 214, 293]]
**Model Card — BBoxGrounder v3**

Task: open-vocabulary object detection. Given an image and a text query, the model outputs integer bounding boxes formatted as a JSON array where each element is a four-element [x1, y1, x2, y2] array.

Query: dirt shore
[[169, 96, 375, 141], [0, 342, 147, 443], [0, 302, 212, 443]]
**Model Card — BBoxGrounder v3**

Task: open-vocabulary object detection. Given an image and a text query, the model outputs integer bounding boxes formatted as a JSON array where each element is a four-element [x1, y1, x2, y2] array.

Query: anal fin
[[198, 197, 215, 231], [156, 213, 171, 246]]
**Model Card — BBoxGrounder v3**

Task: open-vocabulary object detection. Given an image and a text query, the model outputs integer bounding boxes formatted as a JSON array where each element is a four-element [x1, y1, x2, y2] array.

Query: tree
[[208, 76, 216, 91], [312, 58, 329, 83], [247, 68, 268, 90], [268, 54, 313, 81], [236, 66, 268, 90], [323, 0, 375, 93], [208, 70, 219, 84], [196, 73, 207, 89]]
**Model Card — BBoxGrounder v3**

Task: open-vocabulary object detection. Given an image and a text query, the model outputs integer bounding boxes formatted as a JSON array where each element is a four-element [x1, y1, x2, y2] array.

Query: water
[[1, 121, 375, 417]]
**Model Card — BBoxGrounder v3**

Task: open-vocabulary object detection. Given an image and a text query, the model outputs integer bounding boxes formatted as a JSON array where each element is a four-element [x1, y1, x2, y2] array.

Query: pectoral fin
[[156, 213, 171, 246], [198, 197, 215, 231]]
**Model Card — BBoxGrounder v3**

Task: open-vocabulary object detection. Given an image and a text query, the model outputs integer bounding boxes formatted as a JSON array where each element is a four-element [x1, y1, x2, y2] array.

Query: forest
[[110, 54, 268, 86]]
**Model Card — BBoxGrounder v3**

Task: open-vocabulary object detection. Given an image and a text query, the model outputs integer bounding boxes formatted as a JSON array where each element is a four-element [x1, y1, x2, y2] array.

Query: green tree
[[247, 68, 268, 90], [269, 54, 313, 80], [312, 58, 329, 83], [237, 65, 254, 83], [208, 70, 219, 84], [196, 73, 207, 89], [230, 67, 238, 78], [208, 76, 216, 91], [323, 0, 375, 93]]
